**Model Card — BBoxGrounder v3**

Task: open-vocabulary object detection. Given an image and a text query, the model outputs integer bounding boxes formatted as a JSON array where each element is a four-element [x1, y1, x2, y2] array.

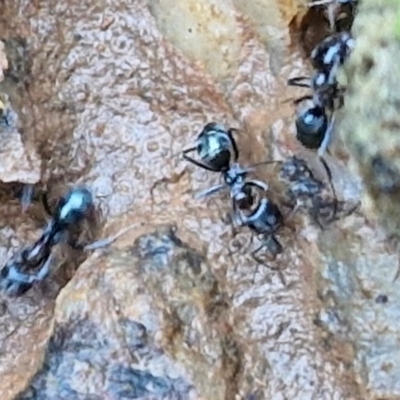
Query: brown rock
[[17, 226, 230, 400]]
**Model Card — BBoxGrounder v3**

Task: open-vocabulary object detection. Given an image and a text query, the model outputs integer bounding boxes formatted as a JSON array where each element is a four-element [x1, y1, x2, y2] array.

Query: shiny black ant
[[287, 31, 353, 155], [183, 122, 277, 224], [184, 123, 298, 266], [286, 33, 355, 218], [0, 187, 94, 295]]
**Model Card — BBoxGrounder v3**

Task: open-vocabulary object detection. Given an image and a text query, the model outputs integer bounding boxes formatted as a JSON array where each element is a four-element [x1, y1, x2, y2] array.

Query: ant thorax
[[224, 164, 247, 185], [312, 32, 354, 72]]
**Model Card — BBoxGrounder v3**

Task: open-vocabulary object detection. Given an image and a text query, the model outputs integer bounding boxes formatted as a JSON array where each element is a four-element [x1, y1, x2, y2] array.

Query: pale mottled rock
[[0, 92, 41, 184]]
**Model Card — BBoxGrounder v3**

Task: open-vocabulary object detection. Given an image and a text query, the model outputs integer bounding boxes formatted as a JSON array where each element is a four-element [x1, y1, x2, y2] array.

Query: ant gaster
[[0, 231, 54, 295], [288, 69, 343, 156], [0, 187, 94, 295], [236, 194, 285, 261]]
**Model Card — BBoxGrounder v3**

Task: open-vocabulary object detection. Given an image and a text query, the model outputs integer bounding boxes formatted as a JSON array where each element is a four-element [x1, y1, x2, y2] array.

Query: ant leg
[[250, 236, 283, 283], [183, 150, 219, 172], [83, 223, 138, 251], [328, 59, 340, 86], [246, 180, 269, 192], [194, 184, 225, 199], [293, 95, 313, 106], [41, 191, 53, 217], [248, 160, 284, 170], [317, 115, 335, 157], [34, 254, 53, 281], [250, 242, 266, 283], [319, 156, 338, 221], [251, 235, 282, 265], [268, 235, 283, 257], [228, 129, 240, 162], [287, 76, 311, 88], [6, 265, 37, 284], [67, 237, 85, 251], [283, 202, 300, 224], [231, 200, 244, 227], [21, 184, 34, 212]]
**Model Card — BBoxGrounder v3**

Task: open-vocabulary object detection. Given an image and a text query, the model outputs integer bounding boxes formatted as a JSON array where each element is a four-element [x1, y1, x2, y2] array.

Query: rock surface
[[0, 35, 42, 184], [0, 0, 397, 399]]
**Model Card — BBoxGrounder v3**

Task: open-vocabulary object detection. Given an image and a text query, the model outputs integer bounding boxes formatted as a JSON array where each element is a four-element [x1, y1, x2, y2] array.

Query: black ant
[[286, 31, 355, 217], [279, 156, 356, 227], [183, 122, 276, 224], [286, 83, 338, 219], [184, 123, 294, 268], [0, 187, 94, 295]]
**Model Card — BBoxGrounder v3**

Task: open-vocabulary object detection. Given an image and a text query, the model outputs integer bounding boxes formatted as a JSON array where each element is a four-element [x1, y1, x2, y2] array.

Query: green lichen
[[396, 5, 400, 38]]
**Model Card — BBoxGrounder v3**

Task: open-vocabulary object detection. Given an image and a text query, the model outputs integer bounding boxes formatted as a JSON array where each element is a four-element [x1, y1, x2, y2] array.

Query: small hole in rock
[[361, 56, 374, 75], [289, 3, 356, 59], [375, 294, 388, 304], [289, 7, 331, 58]]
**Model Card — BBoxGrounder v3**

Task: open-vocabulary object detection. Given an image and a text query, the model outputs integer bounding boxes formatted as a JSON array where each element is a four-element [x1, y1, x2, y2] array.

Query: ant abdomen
[[295, 106, 328, 150], [245, 198, 283, 235]]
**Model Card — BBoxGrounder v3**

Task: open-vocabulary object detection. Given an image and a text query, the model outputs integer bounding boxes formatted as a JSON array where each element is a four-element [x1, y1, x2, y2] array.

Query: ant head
[[55, 187, 94, 227]]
